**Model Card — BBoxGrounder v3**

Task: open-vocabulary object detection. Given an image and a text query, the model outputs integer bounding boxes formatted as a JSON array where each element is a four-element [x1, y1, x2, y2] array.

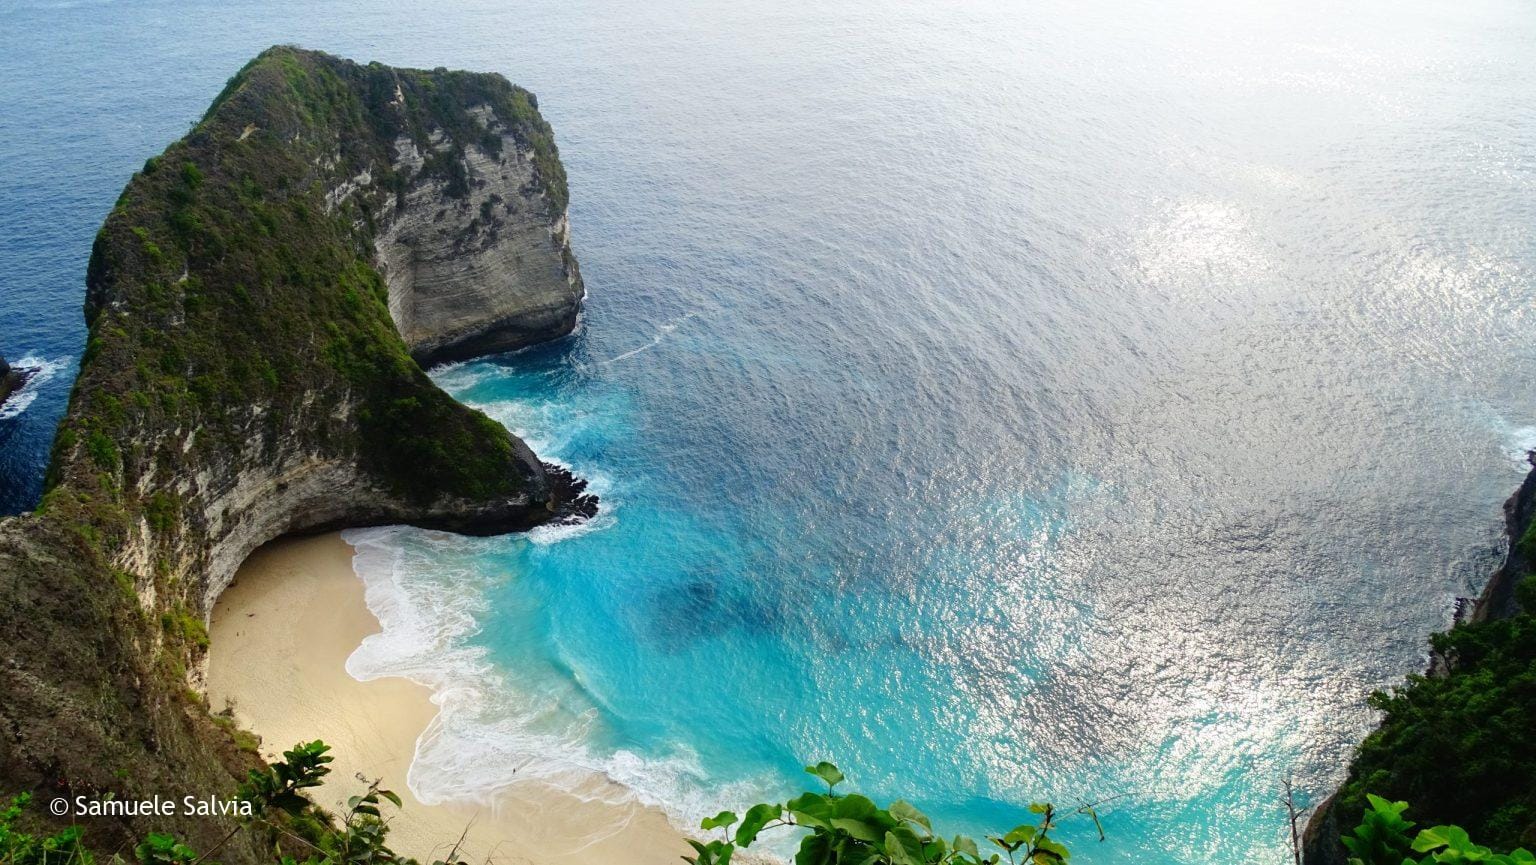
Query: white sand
[[206, 533, 692, 865]]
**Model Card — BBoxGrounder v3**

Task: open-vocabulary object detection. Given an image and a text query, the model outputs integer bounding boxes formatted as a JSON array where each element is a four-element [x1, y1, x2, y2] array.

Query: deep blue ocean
[[4, 0, 1536, 860]]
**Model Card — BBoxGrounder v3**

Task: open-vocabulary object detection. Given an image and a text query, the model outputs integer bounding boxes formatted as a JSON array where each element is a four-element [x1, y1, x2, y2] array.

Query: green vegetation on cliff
[[53, 45, 564, 535], [1321, 471, 1536, 854], [0, 47, 575, 864], [1342, 796, 1534, 865], [1331, 575, 1536, 849]]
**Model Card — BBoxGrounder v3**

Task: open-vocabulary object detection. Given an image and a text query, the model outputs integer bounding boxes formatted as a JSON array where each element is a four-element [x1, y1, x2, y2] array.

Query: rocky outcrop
[[0, 47, 586, 862], [1469, 458, 1536, 624]]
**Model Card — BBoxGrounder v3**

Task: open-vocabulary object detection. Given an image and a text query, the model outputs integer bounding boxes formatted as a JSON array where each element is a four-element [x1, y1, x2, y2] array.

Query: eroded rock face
[[374, 118, 583, 364]]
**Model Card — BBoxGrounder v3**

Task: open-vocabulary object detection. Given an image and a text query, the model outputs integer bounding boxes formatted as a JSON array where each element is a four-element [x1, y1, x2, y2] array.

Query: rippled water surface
[[4, 0, 1536, 859]]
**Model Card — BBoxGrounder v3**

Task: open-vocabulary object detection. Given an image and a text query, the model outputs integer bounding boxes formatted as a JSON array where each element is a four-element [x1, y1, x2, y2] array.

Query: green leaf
[[788, 792, 834, 830], [1035, 836, 1070, 862], [805, 762, 846, 791], [890, 800, 933, 834], [1412, 826, 1455, 853], [953, 835, 981, 858], [735, 803, 782, 847], [795, 832, 835, 865], [831, 818, 883, 843], [701, 811, 739, 832], [1003, 825, 1038, 847], [831, 794, 880, 822], [884, 829, 926, 865]]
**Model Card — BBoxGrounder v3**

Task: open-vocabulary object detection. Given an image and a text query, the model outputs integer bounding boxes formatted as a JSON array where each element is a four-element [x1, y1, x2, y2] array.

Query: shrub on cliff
[[1332, 575, 1536, 849]]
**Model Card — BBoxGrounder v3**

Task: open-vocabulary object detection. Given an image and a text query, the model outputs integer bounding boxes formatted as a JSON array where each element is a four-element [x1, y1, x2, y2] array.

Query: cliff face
[[373, 109, 583, 364], [1469, 463, 1536, 624], [0, 47, 582, 861], [1302, 460, 1536, 862]]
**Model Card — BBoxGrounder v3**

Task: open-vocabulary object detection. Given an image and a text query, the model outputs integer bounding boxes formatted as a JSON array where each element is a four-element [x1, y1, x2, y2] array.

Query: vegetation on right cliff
[[1329, 572, 1536, 850]]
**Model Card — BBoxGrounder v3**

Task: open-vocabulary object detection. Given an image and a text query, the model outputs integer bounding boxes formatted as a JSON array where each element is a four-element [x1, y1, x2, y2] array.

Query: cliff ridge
[[0, 46, 585, 862]]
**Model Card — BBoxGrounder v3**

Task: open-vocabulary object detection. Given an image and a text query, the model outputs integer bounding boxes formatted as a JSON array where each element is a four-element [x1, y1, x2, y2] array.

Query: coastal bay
[[0, 1, 1534, 861], [207, 534, 689, 865]]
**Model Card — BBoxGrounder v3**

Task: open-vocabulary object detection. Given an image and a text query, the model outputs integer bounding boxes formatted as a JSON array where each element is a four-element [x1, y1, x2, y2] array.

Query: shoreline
[[207, 533, 692, 865]]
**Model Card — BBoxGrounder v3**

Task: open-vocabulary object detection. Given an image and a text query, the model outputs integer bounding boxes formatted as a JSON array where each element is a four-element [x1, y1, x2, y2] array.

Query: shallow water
[[3, 0, 1536, 860]]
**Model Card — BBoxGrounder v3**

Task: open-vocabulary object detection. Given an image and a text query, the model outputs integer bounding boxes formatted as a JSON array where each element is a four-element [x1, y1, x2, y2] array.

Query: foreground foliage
[[5, 746, 1530, 865], [1344, 795, 1535, 865], [682, 762, 1100, 865], [0, 742, 451, 865]]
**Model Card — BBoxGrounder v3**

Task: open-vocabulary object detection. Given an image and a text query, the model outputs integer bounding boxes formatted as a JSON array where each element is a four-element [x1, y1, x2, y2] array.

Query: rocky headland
[[0, 46, 586, 861]]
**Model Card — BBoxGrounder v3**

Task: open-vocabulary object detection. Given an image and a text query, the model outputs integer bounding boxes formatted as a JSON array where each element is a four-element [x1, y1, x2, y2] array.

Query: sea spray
[[0, 354, 69, 421]]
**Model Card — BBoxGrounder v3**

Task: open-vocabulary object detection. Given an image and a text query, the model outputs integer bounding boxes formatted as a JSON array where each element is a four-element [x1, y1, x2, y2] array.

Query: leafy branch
[[683, 761, 1102, 865], [1343, 795, 1536, 865]]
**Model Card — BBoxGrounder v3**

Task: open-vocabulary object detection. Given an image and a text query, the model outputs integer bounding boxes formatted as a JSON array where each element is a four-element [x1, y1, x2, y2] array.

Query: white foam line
[[370, 354, 785, 834], [596, 313, 697, 367], [339, 525, 774, 834], [0, 354, 70, 421], [1505, 425, 1536, 468]]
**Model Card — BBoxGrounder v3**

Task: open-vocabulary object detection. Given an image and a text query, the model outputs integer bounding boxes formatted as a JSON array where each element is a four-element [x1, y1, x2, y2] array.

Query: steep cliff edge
[[1303, 461, 1536, 861], [373, 103, 583, 364], [0, 47, 583, 861]]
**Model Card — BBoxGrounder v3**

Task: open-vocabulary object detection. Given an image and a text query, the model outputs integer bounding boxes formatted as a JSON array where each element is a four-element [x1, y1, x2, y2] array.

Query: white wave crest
[[0, 354, 71, 421], [339, 527, 772, 835], [594, 313, 697, 367], [368, 364, 771, 832], [467, 395, 623, 541], [1499, 423, 1536, 470]]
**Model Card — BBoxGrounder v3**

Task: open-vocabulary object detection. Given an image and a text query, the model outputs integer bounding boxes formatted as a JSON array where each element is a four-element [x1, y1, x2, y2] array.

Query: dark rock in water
[[543, 462, 600, 524]]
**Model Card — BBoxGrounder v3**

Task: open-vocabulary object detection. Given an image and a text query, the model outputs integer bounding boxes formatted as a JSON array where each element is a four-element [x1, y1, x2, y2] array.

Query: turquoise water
[[5, 0, 1536, 860]]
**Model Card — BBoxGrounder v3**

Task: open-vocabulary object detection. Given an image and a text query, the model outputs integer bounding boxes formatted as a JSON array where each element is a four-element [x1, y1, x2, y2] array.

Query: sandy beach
[[207, 533, 692, 865]]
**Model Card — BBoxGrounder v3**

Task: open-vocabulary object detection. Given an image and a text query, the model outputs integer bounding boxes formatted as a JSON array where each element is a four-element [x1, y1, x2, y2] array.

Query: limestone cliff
[[0, 47, 584, 862], [373, 106, 583, 364]]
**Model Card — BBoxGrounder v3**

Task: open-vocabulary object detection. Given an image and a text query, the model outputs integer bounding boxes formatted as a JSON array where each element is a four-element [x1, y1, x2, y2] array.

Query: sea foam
[[341, 379, 771, 835], [340, 524, 767, 832], [0, 354, 69, 421]]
